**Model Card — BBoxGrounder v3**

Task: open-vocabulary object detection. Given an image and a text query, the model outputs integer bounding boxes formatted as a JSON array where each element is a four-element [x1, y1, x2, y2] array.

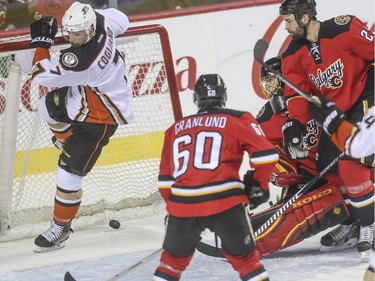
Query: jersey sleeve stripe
[[171, 181, 245, 196], [250, 149, 279, 165]]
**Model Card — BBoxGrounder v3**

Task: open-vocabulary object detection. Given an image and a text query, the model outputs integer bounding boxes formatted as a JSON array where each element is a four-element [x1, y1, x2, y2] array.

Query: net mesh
[[0, 26, 179, 229]]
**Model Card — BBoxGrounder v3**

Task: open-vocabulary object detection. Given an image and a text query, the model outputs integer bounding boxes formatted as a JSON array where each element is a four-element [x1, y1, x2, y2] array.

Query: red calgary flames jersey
[[256, 102, 319, 177], [282, 15, 374, 124], [158, 108, 279, 217]]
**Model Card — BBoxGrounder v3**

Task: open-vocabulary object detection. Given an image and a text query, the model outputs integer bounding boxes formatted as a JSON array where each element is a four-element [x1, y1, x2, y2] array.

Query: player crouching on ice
[[244, 56, 351, 255], [198, 57, 352, 259]]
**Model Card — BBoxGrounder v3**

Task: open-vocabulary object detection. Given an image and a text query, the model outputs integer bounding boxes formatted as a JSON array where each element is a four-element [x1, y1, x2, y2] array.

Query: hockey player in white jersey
[[29, 2, 133, 252], [309, 96, 374, 281]]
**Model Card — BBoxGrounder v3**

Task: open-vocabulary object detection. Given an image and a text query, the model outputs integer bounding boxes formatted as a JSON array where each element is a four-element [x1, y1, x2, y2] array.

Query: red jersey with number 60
[[158, 108, 279, 217]]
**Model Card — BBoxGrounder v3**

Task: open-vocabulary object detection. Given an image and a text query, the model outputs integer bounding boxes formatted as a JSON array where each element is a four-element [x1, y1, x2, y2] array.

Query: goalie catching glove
[[308, 95, 346, 136], [30, 16, 58, 48], [282, 119, 308, 160], [243, 170, 270, 210]]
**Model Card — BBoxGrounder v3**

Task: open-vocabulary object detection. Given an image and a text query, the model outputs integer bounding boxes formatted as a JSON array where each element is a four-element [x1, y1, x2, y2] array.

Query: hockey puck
[[109, 219, 121, 229]]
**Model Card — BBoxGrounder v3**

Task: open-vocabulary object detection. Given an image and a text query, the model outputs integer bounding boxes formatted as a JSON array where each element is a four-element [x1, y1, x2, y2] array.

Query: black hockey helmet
[[193, 74, 227, 109], [260, 56, 282, 79], [279, 0, 317, 20], [259, 57, 286, 114]]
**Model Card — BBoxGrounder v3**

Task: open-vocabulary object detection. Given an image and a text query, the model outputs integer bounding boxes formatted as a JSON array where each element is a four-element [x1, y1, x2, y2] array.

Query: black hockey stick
[[64, 248, 163, 281], [253, 39, 319, 105], [197, 152, 344, 258]]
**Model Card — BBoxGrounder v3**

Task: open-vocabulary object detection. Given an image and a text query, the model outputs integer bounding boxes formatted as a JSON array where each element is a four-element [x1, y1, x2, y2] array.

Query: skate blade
[[319, 237, 358, 252], [33, 242, 65, 253]]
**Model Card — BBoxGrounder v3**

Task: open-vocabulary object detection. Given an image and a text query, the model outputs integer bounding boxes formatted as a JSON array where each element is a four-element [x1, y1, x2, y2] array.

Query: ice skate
[[319, 223, 359, 252], [34, 221, 72, 253], [357, 224, 374, 261]]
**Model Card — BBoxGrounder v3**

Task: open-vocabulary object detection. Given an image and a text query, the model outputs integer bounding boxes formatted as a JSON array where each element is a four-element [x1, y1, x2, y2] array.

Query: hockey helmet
[[193, 74, 227, 109], [62, 2, 97, 43], [259, 57, 286, 114], [279, 0, 317, 20], [259, 56, 283, 99]]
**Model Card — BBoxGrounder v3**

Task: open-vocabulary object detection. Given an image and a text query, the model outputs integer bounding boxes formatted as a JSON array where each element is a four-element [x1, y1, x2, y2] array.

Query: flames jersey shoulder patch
[[334, 15, 351, 25]]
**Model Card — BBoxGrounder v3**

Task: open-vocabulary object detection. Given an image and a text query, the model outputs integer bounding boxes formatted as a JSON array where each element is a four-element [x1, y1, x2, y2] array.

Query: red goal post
[[0, 24, 182, 236]]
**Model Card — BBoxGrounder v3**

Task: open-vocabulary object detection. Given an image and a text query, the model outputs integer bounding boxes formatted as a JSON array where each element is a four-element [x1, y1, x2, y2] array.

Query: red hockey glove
[[244, 170, 270, 210], [308, 96, 346, 136], [282, 119, 308, 160], [30, 16, 58, 48], [274, 173, 304, 187]]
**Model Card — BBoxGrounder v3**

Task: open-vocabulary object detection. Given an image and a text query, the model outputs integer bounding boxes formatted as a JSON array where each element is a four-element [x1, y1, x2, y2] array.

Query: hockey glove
[[243, 170, 270, 210], [308, 96, 346, 136], [282, 119, 308, 160], [30, 16, 58, 48]]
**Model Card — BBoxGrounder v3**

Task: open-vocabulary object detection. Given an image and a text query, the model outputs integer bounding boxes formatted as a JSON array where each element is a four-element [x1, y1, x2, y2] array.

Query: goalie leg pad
[[253, 182, 349, 255]]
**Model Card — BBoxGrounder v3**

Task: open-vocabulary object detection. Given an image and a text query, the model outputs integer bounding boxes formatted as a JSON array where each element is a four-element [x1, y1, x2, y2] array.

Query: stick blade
[[253, 39, 269, 64], [64, 271, 77, 281]]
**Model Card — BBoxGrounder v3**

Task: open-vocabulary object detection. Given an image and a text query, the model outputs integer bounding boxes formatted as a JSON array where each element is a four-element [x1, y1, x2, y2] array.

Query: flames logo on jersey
[[309, 59, 344, 90], [302, 119, 320, 149]]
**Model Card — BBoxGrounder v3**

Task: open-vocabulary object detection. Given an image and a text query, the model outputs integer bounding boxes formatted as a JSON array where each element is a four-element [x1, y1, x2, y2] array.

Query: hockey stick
[[254, 151, 344, 236], [253, 39, 319, 105], [0, 34, 30, 43], [64, 248, 163, 281], [197, 152, 344, 258]]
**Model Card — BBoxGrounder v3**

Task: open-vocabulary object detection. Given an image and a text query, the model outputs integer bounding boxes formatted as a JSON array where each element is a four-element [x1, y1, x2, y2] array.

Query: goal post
[[0, 24, 182, 237]]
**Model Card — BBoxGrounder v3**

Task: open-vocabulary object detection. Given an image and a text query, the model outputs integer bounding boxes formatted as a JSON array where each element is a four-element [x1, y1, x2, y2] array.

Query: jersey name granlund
[[158, 108, 279, 217]]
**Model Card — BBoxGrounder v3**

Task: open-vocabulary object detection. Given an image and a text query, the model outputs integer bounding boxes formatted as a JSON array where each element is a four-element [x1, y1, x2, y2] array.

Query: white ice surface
[[0, 200, 368, 281]]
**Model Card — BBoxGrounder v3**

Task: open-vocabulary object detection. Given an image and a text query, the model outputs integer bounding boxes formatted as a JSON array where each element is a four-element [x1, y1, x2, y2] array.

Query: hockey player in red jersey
[[29, 2, 133, 252], [279, 0, 374, 254], [309, 97, 375, 281], [254, 57, 353, 255], [256, 57, 320, 190], [153, 74, 279, 281]]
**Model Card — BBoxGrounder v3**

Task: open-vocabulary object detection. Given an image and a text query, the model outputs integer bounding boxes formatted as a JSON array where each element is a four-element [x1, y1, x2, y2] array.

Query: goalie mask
[[259, 57, 286, 114], [279, 0, 317, 21], [62, 2, 97, 45], [193, 74, 227, 109]]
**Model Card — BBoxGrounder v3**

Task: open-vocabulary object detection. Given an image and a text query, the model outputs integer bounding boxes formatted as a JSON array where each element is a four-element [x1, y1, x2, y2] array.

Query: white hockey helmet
[[62, 2, 97, 42]]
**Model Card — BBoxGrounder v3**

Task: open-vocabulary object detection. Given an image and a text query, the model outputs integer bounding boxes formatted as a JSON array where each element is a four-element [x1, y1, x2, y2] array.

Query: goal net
[[0, 24, 182, 237]]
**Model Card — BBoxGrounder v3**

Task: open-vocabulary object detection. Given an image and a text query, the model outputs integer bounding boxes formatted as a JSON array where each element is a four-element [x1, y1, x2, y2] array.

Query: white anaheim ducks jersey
[[32, 8, 133, 125], [346, 106, 375, 158]]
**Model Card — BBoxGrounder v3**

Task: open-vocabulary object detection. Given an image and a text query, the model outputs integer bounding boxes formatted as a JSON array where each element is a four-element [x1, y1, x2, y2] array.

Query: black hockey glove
[[308, 96, 346, 136], [282, 119, 308, 160], [30, 16, 58, 48], [243, 170, 270, 210]]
